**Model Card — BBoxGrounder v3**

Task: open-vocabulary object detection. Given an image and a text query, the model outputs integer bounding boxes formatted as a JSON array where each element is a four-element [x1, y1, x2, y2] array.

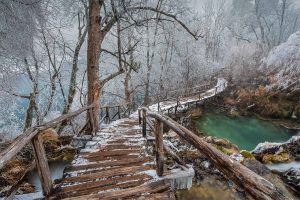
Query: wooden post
[[31, 133, 52, 196], [142, 110, 147, 137], [157, 102, 160, 112], [138, 109, 142, 125], [155, 119, 164, 176], [118, 106, 121, 119], [175, 106, 178, 116], [105, 107, 109, 124]]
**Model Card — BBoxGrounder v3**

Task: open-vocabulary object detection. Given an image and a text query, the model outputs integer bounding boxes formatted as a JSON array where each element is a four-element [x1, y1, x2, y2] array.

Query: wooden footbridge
[[0, 78, 292, 200]]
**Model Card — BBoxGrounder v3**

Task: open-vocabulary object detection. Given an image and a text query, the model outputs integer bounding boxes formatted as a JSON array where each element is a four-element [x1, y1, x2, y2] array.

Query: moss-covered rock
[[240, 150, 255, 160], [204, 136, 239, 155], [261, 152, 290, 164]]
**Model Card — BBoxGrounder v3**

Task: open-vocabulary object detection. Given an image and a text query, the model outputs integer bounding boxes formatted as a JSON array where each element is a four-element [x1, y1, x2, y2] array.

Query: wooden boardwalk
[[50, 118, 177, 200], [49, 79, 228, 199]]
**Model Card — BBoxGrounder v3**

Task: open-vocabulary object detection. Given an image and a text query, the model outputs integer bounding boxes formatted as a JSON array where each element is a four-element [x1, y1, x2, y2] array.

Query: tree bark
[[86, 0, 103, 134]]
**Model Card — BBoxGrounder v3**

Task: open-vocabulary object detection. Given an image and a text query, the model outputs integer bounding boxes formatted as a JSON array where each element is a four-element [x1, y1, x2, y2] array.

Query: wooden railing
[[148, 83, 212, 107], [100, 102, 136, 124], [0, 104, 95, 196], [138, 107, 290, 200], [153, 80, 227, 114]]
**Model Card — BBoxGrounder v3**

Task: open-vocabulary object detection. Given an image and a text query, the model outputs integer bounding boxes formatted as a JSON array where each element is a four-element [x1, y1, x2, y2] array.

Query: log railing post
[[105, 107, 110, 124], [138, 109, 142, 125], [118, 106, 121, 119], [31, 133, 52, 196], [142, 110, 147, 137], [154, 119, 164, 176]]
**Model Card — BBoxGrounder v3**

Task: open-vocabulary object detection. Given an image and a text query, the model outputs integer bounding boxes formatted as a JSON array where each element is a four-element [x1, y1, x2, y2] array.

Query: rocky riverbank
[[164, 130, 299, 199], [166, 90, 300, 199]]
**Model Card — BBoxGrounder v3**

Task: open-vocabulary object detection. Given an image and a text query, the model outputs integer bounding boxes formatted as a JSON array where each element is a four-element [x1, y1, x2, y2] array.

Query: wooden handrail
[[0, 104, 95, 196], [139, 107, 290, 200], [148, 83, 211, 100]]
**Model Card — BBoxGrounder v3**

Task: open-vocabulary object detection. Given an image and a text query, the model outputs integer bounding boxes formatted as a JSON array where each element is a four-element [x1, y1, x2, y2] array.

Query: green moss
[[214, 145, 238, 155], [240, 150, 255, 160]]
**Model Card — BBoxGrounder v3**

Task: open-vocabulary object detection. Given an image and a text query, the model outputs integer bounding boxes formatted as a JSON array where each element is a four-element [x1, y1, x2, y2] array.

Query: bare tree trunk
[[24, 93, 35, 131], [86, 0, 103, 134], [58, 27, 88, 133], [278, 0, 286, 45], [143, 0, 163, 106]]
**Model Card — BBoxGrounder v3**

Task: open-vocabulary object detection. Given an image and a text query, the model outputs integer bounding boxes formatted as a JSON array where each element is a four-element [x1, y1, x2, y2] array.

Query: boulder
[[282, 168, 300, 195], [252, 137, 300, 163]]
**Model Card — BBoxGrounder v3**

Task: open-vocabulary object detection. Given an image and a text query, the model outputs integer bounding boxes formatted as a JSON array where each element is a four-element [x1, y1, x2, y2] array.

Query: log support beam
[[31, 133, 52, 196], [155, 119, 164, 176], [142, 110, 147, 137]]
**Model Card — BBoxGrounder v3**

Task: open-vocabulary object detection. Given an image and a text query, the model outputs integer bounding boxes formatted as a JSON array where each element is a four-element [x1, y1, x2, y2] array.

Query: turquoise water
[[195, 112, 298, 151]]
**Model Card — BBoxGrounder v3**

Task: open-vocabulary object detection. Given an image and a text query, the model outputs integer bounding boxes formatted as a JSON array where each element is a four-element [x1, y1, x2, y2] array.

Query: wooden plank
[[64, 157, 152, 173], [63, 180, 171, 200], [86, 154, 143, 162], [80, 144, 142, 153], [56, 174, 151, 196], [60, 178, 149, 200], [74, 163, 155, 177], [154, 119, 164, 176], [31, 133, 52, 196], [83, 149, 142, 158], [62, 165, 153, 183]]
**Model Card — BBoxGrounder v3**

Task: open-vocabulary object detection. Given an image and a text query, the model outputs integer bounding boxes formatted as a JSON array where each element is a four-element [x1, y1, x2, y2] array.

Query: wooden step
[[62, 165, 154, 183], [53, 174, 152, 199], [62, 180, 171, 200], [64, 157, 152, 173]]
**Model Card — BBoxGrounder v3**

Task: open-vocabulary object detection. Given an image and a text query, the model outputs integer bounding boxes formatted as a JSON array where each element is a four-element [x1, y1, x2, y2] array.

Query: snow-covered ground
[[263, 32, 300, 90]]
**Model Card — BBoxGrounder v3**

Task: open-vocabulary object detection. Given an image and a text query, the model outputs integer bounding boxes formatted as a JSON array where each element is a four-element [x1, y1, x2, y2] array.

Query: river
[[194, 112, 299, 151]]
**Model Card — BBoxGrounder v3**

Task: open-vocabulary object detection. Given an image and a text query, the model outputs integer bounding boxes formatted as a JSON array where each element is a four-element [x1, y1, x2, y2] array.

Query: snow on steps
[[49, 118, 193, 199]]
